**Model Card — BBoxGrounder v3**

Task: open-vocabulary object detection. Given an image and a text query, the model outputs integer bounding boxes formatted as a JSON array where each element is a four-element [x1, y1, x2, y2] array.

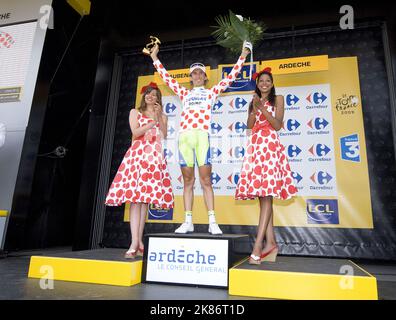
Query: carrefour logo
[[306, 199, 339, 224], [211, 172, 221, 185], [307, 117, 329, 130], [286, 94, 300, 106], [164, 148, 173, 160], [306, 92, 327, 104], [167, 126, 175, 137], [211, 123, 223, 134], [228, 122, 247, 134], [308, 144, 331, 157], [227, 172, 240, 185], [148, 249, 216, 264], [283, 119, 301, 132], [148, 205, 174, 220], [287, 145, 302, 158], [212, 100, 223, 112], [310, 171, 333, 185], [210, 147, 222, 159], [292, 172, 303, 184], [229, 97, 247, 110], [165, 102, 177, 114], [229, 146, 245, 159]]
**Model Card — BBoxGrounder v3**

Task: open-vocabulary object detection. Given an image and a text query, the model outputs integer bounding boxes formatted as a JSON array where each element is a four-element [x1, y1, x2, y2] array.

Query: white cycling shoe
[[208, 223, 223, 235], [175, 222, 194, 234]]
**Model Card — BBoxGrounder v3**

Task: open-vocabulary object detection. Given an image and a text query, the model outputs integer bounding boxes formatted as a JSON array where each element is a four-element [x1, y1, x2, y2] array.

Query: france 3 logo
[[148, 205, 174, 220], [164, 102, 177, 116], [221, 64, 257, 93], [340, 134, 360, 162], [308, 144, 331, 157], [0, 31, 15, 48], [306, 92, 327, 104], [310, 171, 333, 185], [306, 199, 339, 224], [228, 122, 247, 134]]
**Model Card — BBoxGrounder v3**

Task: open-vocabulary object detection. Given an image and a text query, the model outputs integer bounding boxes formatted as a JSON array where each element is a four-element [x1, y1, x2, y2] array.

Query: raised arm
[[211, 42, 251, 97], [150, 44, 188, 100]]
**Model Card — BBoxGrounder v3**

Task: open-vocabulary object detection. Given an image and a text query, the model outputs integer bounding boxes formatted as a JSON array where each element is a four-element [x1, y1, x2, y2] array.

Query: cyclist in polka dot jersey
[[150, 42, 251, 235]]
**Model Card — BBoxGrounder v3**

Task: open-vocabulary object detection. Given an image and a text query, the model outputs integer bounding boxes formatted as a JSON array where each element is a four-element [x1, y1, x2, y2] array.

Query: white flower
[[236, 15, 244, 21], [224, 31, 229, 37]]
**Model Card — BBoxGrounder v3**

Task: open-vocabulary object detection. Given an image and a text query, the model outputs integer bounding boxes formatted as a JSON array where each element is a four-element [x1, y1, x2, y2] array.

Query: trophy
[[142, 36, 161, 55]]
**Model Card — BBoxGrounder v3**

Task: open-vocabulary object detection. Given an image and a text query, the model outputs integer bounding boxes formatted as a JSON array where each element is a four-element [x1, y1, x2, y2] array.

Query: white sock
[[185, 211, 192, 224], [208, 210, 216, 224]]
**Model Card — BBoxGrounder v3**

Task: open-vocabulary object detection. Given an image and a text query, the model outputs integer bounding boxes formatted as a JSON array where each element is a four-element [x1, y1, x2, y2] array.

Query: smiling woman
[[235, 67, 297, 265], [104, 83, 174, 259]]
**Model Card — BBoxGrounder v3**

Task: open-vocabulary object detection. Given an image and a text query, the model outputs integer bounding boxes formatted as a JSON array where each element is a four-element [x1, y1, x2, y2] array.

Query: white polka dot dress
[[235, 101, 297, 200], [105, 112, 174, 208]]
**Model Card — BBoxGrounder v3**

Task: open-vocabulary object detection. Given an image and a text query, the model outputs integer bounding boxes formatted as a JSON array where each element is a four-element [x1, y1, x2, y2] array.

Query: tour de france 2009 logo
[[335, 94, 359, 115]]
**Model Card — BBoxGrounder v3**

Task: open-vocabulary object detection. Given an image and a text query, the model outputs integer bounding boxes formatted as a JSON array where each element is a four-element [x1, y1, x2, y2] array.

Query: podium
[[28, 248, 142, 286], [142, 233, 249, 288], [229, 256, 378, 299]]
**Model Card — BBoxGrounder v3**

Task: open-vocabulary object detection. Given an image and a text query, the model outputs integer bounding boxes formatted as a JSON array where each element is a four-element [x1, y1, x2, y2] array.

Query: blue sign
[[287, 145, 302, 158], [286, 94, 300, 106], [307, 92, 327, 104], [148, 206, 174, 220], [340, 134, 360, 162], [165, 102, 177, 114], [211, 123, 223, 134], [306, 199, 339, 224], [221, 64, 257, 93]]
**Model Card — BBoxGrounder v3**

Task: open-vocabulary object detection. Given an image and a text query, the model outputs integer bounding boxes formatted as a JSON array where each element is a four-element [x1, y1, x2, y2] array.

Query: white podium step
[[142, 233, 249, 288]]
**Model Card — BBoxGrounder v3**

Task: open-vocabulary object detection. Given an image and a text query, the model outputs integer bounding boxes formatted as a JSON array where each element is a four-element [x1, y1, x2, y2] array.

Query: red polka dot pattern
[[153, 56, 246, 134], [235, 101, 297, 201], [105, 113, 174, 208]]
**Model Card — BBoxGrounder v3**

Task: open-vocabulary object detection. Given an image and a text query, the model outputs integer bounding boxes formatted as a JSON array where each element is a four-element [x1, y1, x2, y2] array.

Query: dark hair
[[139, 86, 162, 112], [248, 71, 276, 114]]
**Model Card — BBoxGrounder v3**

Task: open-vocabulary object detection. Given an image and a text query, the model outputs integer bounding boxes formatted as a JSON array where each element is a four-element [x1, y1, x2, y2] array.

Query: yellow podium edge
[[28, 255, 142, 287]]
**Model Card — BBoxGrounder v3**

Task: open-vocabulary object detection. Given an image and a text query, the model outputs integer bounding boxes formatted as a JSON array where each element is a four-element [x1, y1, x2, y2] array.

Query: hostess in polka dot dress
[[235, 101, 297, 200], [105, 112, 174, 208]]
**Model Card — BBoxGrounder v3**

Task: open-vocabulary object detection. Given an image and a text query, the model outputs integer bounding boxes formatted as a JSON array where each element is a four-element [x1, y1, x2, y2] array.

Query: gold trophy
[[142, 36, 161, 55]]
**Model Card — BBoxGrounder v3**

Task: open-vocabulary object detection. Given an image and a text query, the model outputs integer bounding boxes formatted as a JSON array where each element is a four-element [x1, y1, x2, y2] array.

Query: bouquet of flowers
[[211, 10, 266, 54]]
